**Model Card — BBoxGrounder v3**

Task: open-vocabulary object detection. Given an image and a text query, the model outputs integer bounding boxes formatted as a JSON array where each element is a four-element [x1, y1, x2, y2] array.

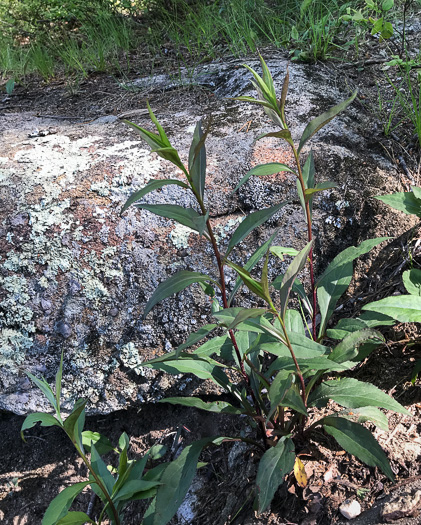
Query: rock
[[340, 499, 362, 520], [381, 491, 421, 521], [0, 52, 415, 415]]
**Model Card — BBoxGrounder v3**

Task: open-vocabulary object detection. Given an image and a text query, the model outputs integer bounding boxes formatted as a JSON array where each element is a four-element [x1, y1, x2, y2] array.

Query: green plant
[[121, 56, 410, 515], [5, 78, 15, 95], [342, 0, 395, 41], [21, 353, 229, 524]]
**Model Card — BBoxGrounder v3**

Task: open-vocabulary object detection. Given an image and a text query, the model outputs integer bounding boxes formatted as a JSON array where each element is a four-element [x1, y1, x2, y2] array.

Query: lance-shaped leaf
[[152, 437, 233, 525], [226, 202, 287, 255], [284, 309, 305, 335], [363, 294, 421, 323], [194, 335, 233, 358], [308, 378, 410, 414], [255, 129, 294, 145], [255, 437, 295, 514], [21, 413, 62, 441], [411, 359, 421, 385], [42, 481, 92, 525], [376, 191, 421, 217], [261, 333, 328, 359], [55, 351, 64, 416], [57, 512, 95, 525], [25, 371, 57, 412], [159, 397, 245, 414], [82, 431, 114, 455], [326, 318, 368, 339], [279, 241, 313, 320], [339, 407, 389, 432], [328, 329, 384, 364], [297, 151, 315, 216], [144, 271, 215, 318], [188, 120, 208, 200], [113, 479, 161, 503], [267, 370, 293, 421], [322, 417, 394, 480], [121, 179, 189, 215], [403, 269, 421, 296], [225, 260, 268, 301], [267, 355, 352, 376], [226, 308, 268, 331], [270, 246, 299, 260], [317, 237, 389, 337], [228, 230, 279, 306], [297, 90, 358, 154], [232, 163, 295, 193], [231, 96, 277, 110], [357, 311, 395, 328], [143, 356, 232, 391], [175, 324, 217, 358], [135, 203, 208, 236], [304, 181, 338, 201], [278, 66, 289, 121]]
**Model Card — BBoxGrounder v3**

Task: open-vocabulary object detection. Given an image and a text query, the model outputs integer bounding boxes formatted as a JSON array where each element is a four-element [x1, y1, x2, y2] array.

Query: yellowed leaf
[[294, 457, 307, 488]]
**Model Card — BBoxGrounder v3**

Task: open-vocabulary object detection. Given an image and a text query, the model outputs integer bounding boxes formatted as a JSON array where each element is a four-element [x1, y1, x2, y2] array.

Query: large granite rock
[[0, 55, 410, 414]]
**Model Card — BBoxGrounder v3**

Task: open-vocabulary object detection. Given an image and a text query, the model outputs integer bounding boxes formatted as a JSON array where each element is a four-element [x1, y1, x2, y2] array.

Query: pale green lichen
[[170, 224, 197, 248], [118, 342, 144, 375]]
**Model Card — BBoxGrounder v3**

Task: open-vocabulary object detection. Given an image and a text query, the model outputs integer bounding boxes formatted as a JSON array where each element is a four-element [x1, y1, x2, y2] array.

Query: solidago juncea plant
[[120, 56, 411, 518]]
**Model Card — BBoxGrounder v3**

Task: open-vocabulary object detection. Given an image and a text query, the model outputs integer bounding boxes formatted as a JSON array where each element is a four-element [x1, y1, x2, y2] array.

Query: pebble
[[339, 499, 361, 520]]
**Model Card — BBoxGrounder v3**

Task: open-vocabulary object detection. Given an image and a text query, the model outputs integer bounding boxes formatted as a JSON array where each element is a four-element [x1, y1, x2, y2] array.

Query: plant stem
[[291, 145, 317, 340], [74, 444, 120, 525]]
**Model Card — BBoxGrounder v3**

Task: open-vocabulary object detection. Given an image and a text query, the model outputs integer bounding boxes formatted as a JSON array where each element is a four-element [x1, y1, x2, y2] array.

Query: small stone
[[382, 491, 421, 521], [55, 321, 72, 339], [339, 499, 361, 520], [109, 308, 119, 317]]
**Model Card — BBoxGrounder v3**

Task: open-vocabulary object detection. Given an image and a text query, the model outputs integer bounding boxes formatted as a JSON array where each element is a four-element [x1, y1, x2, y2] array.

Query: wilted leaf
[[294, 457, 307, 488]]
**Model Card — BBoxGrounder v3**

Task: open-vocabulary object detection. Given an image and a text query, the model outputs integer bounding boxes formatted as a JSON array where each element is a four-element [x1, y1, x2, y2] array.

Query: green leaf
[[144, 356, 232, 391], [382, 0, 394, 12], [284, 309, 305, 336], [326, 318, 368, 339], [281, 387, 308, 416], [267, 355, 352, 376], [317, 237, 389, 336], [225, 260, 268, 301], [261, 333, 328, 359], [57, 512, 95, 524], [90, 443, 115, 497], [256, 130, 293, 145], [279, 241, 313, 320], [255, 437, 295, 514], [159, 397, 245, 414], [195, 335, 233, 358], [270, 246, 299, 260], [42, 481, 92, 525], [121, 179, 188, 215], [411, 359, 421, 385], [135, 203, 208, 235], [82, 431, 114, 455], [340, 407, 389, 432], [144, 271, 215, 318], [357, 311, 395, 328], [231, 96, 277, 111], [403, 269, 421, 296], [63, 400, 87, 445], [328, 329, 384, 364], [297, 151, 315, 216], [376, 192, 421, 217], [308, 378, 410, 414], [226, 203, 287, 255], [113, 479, 160, 503], [411, 186, 421, 200], [152, 437, 231, 525], [363, 295, 421, 323], [175, 324, 217, 358], [228, 230, 279, 305], [55, 351, 64, 417], [25, 372, 57, 412], [322, 417, 394, 480], [149, 444, 167, 460], [232, 163, 295, 193], [226, 308, 268, 331], [304, 181, 338, 201], [267, 370, 293, 421], [21, 413, 62, 441], [298, 91, 358, 154], [188, 121, 207, 199]]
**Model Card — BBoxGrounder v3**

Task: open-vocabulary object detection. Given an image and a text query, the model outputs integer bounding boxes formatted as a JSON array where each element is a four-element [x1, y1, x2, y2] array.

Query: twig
[[35, 114, 85, 120]]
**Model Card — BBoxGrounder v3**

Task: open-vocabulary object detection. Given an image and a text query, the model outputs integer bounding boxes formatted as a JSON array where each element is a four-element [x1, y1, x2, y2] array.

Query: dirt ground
[[1, 34, 421, 525]]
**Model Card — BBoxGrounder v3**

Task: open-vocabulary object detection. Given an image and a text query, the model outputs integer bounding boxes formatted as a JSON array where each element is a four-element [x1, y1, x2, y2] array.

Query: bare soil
[[1, 43, 421, 525]]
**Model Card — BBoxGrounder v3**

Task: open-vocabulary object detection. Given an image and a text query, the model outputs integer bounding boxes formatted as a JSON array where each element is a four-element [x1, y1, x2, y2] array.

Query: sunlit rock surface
[[0, 56, 410, 414]]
